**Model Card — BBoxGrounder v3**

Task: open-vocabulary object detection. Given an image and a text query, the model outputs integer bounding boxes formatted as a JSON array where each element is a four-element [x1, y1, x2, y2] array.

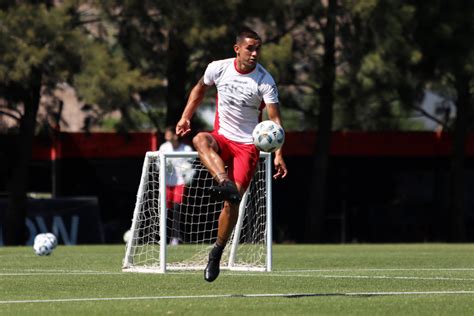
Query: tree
[[337, 0, 474, 241], [337, 0, 423, 131], [411, 0, 474, 241], [305, 0, 337, 242], [99, 0, 241, 131], [0, 1, 156, 244]]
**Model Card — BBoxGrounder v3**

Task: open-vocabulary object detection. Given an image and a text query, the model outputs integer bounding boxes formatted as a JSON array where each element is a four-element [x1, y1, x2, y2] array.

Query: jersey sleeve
[[203, 61, 219, 86], [260, 79, 279, 105]]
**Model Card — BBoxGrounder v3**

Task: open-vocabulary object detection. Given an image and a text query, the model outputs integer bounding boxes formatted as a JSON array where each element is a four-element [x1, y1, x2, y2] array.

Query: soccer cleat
[[204, 244, 224, 282], [209, 180, 241, 204]]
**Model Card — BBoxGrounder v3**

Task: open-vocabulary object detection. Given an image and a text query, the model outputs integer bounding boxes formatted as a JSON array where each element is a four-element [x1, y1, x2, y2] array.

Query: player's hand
[[273, 155, 288, 179], [176, 118, 191, 136]]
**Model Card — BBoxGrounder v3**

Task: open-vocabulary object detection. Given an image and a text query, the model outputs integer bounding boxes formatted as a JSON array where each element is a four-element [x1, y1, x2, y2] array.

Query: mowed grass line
[[1, 244, 473, 315]]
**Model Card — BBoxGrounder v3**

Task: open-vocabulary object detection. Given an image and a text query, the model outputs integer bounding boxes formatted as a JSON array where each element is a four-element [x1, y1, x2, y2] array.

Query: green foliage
[[334, 0, 426, 130], [98, 116, 119, 131], [0, 3, 77, 88], [260, 34, 293, 83], [97, 0, 244, 130], [0, 1, 159, 131], [350, 0, 378, 18], [73, 41, 159, 109], [413, 0, 474, 94], [1, 0, 472, 132]]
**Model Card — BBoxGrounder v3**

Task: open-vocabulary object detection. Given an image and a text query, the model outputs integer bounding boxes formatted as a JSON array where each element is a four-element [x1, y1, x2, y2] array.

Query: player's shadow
[[232, 293, 383, 299]]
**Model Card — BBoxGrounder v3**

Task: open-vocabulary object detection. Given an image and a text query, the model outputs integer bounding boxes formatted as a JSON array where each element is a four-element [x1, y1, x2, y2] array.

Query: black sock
[[210, 242, 225, 259]]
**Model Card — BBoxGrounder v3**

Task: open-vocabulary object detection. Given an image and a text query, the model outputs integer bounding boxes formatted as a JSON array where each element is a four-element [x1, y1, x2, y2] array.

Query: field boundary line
[[229, 273, 474, 282], [0, 272, 123, 276], [1, 291, 474, 304], [319, 275, 474, 282], [279, 268, 474, 272], [228, 270, 474, 282]]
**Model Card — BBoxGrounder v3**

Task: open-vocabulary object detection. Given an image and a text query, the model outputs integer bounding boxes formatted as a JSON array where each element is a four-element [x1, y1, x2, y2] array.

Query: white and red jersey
[[203, 58, 279, 144], [159, 141, 193, 186]]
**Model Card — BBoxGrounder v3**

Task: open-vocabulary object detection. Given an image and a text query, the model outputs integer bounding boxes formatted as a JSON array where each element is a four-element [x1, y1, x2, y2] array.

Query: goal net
[[122, 151, 273, 273]]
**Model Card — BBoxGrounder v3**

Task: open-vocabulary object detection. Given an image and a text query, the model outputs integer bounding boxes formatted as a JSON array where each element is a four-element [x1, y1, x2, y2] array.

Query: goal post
[[122, 151, 273, 273]]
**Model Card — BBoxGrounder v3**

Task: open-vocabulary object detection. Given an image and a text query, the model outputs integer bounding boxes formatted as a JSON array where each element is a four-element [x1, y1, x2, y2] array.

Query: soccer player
[[176, 27, 287, 282], [159, 126, 193, 245]]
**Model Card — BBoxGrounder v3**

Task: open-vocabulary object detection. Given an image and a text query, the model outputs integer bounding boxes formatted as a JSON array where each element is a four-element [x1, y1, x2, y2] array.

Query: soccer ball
[[34, 232, 57, 249], [252, 120, 285, 153], [34, 242, 53, 256], [123, 229, 132, 243], [44, 233, 58, 249], [33, 234, 54, 256]]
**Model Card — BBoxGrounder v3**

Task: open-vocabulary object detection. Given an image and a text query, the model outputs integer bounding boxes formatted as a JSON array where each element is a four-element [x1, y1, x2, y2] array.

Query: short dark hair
[[236, 27, 261, 44], [164, 126, 175, 134]]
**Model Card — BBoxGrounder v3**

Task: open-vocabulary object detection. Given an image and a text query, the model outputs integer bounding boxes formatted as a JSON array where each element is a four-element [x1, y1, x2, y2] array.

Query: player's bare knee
[[192, 134, 206, 151], [193, 133, 217, 152]]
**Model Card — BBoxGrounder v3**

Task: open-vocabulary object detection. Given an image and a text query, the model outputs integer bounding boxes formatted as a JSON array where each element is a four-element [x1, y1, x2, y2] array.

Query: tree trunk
[[447, 73, 471, 242], [4, 71, 42, 245], [166, 26, 188, 127], [306, 0, 337, 242]]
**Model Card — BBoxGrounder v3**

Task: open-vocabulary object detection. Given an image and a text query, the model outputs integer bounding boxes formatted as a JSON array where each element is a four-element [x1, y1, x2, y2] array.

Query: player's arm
[[266, 103, 288, 179], [176, 77, 210, 137]]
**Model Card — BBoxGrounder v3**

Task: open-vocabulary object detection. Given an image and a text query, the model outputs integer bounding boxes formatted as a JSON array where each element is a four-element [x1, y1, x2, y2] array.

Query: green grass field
[[1, 244, 474, 315]]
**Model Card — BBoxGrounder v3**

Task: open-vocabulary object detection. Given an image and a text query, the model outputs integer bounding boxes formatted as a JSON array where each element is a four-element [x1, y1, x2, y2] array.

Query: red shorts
[[211, 132, 260, 190], [166, 184, 185, 209]]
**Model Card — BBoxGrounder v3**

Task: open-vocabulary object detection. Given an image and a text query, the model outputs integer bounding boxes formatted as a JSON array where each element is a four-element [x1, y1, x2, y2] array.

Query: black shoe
[[209, 180, 241, 204], [204, 244, 224, 282]]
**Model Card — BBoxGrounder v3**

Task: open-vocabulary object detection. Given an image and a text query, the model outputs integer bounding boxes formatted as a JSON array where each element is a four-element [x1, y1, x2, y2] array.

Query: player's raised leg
[[192, 132, 240, 203]]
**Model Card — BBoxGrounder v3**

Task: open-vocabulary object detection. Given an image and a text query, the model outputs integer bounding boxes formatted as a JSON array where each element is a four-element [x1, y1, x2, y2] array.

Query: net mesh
[[122, 151, 269, 272]]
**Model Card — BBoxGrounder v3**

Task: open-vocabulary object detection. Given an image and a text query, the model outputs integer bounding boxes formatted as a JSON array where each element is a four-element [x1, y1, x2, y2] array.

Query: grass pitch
[[1, 244, 474, 315]]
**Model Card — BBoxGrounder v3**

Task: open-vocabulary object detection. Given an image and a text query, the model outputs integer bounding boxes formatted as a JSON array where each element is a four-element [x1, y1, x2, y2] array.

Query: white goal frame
[[122, 151, 273, 273]]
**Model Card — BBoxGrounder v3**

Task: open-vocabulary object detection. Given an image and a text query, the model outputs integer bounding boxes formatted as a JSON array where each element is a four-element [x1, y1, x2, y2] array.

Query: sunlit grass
[[1, 244, 473, 315]]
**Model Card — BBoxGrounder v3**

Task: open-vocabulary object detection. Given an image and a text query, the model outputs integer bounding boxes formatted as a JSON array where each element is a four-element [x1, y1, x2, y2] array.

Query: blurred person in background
[[159, 126, 193, 246]]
